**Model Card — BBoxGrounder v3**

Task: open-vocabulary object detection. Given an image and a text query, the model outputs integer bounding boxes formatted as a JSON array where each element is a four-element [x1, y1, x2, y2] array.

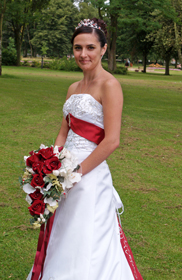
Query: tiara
[[75, 19, 104, 33]]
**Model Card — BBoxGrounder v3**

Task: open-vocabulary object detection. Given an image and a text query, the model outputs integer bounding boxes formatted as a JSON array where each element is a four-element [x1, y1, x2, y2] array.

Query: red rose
[[29, 189, 43, 201], [32, 161, 44, 174], [26, 154, 41, 167], [29, 150, 34, 156], [43, 156, 61, 174], [31, 174, 45, 188], [28, 199, 45, 216], [58, 146, 63, 152], [38, 147, 54, 160]]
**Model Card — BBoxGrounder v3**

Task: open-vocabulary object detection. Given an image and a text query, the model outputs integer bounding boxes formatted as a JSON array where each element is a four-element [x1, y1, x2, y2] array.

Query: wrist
[[73, 164, 82, 175]]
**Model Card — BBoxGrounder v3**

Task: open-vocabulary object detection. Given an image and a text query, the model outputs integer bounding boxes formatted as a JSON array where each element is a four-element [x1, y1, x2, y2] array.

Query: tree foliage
[[5, 0, 50, 65], [31, 0, 78, 58]]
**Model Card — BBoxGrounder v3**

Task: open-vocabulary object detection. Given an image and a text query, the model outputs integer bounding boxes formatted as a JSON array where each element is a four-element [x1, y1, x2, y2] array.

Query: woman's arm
[[79, 78, 123, 175], [54, 117, 69, 147]]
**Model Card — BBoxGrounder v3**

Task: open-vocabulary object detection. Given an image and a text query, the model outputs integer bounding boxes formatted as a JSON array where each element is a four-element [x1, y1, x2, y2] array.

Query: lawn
[[0, 66, 182, 279]]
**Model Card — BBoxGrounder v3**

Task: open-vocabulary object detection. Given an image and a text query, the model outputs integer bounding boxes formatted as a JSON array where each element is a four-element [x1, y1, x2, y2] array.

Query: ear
[[101, 43, 107, 56]]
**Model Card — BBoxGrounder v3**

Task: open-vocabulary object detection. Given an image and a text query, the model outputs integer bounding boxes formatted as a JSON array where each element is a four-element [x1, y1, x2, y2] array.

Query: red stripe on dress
[[118, 219, 143, 280]]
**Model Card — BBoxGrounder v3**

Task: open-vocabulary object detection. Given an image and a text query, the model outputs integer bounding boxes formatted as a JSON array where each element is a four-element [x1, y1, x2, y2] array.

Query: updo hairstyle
[[71, 18, 107, 48]]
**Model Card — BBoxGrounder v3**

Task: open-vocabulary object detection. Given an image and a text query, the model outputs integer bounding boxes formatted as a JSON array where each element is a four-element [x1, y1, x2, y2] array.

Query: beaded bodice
[[63, 94, 104, 151]]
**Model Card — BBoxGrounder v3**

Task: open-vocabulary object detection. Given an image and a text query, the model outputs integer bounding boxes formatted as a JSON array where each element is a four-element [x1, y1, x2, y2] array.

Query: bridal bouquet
[[20, 144, 82, 229]]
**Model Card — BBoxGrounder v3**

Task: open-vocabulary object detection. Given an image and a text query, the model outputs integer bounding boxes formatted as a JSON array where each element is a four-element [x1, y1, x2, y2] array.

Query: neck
[[82, 64, 103, 84]]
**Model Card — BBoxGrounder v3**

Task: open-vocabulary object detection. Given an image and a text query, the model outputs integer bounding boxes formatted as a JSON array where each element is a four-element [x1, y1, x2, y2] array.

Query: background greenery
[[0, 67, 181, 279], [1, 0, 182, 73]]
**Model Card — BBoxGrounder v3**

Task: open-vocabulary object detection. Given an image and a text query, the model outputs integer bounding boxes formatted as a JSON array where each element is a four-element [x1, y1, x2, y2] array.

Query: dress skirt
[[27, 148, 136, 280]]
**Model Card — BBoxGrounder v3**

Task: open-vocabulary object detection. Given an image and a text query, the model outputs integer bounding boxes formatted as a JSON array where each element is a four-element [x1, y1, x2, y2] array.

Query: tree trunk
[[143, 53, 147, 73], [174, 22, 182, 66], [27, 26, 33, 57], [14, 23, 25, 66], [0, 13, 3, 76], [0, 0, 7, 76], [15, 29, 21, 66], [165, 56, 170, 75], [108, 15, 117, 72]]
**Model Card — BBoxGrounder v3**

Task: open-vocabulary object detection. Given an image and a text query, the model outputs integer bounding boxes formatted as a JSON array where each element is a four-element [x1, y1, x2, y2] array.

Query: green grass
[[0, 66, 182, 279]]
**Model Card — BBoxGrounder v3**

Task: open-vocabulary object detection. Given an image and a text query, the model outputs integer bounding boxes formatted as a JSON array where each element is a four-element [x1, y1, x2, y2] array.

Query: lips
[[80, 60, 90, 64]]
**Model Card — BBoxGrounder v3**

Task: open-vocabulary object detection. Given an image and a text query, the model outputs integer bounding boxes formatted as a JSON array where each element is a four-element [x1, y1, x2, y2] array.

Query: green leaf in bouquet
[[30, 216, 38, 225], [19, 176, 23, 187], [43, 190, 53, 198], [44, 176, 52, 184], [34, 148, 41, 153]]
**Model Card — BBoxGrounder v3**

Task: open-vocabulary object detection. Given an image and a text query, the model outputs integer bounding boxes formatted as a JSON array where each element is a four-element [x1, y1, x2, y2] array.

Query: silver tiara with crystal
[[75, 19, 104, 33]]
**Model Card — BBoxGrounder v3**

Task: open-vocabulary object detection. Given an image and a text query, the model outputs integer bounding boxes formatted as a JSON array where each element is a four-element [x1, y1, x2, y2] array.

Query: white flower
[[23, 183, 36, 194], [44, 208, 50, 215], [26, 167, 35, 174], [61, 148, 72, 159], [44, 197, 58, 206], [62, 170, 82, 190], [42, 218, 46, 223], [37, 218, 41, 222], [40, 214, 43, 219], [25, 194, 32, 205], [42, 182, 52, 192], [40, 144, 48, 149], [32, 221, 41, 229], [47, 202, 59, 213], [53, 170, 59, 177], [24, 156, 29, 162]]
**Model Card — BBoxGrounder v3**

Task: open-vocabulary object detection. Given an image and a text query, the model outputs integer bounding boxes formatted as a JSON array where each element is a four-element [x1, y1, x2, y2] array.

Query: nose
[[80, 48, 87, 58]]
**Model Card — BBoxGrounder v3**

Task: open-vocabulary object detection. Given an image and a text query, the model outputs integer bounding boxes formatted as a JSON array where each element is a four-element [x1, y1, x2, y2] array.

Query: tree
[[5, 0, 50, 66], [31, 0, 78, 58], [0, 0, 11, 75], [171, 0, 182, 67], [147, 10, 176, 75], [78, 1, 98, 20], [87, 0, 122, 71], [116, 0, 174, 73]]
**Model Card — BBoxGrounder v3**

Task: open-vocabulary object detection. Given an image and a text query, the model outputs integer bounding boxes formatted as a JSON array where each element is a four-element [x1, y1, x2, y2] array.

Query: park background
[[0, 0, 182, 279]]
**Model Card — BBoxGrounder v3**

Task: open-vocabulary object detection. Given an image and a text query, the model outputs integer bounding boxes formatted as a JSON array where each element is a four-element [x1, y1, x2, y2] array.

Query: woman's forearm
[[79, 137, 120, 176]]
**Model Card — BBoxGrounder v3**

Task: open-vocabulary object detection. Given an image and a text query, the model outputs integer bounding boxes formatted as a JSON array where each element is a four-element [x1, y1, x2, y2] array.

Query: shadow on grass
[[0, 74, 19, 79]]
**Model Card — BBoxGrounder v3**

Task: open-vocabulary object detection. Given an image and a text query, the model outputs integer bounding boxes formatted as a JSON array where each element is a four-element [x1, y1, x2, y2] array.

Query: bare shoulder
[[101, 71, 123, 103], [66, 81, 80, 99]]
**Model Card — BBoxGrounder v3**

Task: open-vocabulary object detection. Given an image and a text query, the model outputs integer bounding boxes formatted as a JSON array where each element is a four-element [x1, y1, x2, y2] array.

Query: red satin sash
[[66, 113, 105, 145], [31, 213, 55, 280]]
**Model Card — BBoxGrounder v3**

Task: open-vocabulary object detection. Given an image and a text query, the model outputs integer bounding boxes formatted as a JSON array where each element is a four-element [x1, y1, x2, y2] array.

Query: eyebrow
[[74, 44, 96, 47]]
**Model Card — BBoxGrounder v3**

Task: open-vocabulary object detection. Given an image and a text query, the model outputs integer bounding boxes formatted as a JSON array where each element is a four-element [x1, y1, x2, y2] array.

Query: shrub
[[102, 63, 128, 75], [2, 37, 17, 66], [49, 57, 82, 72], [31, 60, 41, 68], [22, 60, 30, 66], [2, 49, 17, 66]]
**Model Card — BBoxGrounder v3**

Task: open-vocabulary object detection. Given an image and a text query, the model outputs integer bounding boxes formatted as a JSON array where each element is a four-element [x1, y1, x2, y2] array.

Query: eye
[[74, 46, 81, 50], [88, 46, 95, 50]]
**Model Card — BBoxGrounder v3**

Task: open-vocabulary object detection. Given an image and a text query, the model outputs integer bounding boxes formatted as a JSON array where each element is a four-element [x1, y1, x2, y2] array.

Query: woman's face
[[73, 32, 107, 71]]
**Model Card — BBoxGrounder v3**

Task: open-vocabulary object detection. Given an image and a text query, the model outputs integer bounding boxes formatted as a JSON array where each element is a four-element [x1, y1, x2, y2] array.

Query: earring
[[101, 55, 103, 60]]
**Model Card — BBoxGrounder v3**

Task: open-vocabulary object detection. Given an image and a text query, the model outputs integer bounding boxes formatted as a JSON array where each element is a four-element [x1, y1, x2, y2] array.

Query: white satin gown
[[27, 93, 141, 280]]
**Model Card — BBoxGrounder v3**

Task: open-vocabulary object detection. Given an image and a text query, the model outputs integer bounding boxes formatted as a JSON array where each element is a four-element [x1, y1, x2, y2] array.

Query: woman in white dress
[[28, 18, 143, 280]]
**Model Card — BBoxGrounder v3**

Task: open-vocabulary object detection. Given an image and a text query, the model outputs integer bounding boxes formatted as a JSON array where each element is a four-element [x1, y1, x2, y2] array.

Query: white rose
[[53, 170, 60, 177]]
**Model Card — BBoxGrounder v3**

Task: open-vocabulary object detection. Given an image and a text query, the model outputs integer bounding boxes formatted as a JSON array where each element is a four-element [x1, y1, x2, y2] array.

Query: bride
[[28, 18, 143, 280]]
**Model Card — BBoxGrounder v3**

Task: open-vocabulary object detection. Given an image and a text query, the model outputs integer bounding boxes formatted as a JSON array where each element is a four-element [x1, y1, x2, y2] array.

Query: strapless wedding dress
[[27, 93, 142, 280]]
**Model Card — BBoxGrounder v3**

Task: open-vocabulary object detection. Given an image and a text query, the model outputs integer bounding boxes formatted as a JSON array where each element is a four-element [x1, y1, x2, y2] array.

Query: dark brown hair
[[71, 18, 107, 48]]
